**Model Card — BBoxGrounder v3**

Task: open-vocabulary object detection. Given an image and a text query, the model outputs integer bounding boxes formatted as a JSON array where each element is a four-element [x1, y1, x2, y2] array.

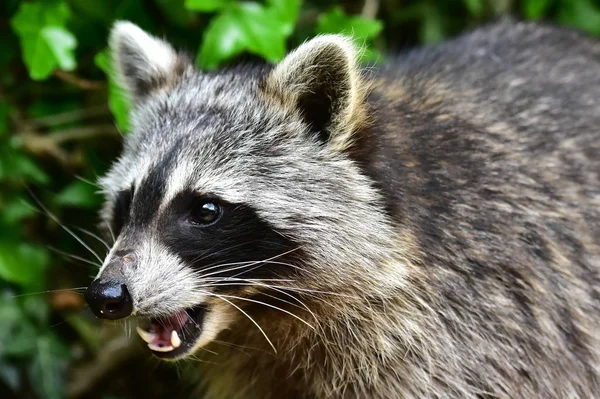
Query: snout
[[85, 279, 133, 320]]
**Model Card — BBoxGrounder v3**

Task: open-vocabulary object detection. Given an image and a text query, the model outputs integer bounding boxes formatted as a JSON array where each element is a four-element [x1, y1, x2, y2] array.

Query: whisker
[[197, 247, 302, 280], [212, 339, 273, 356], [73, 226, 111, 252], [207, 293, 277, 354], [74, 175, 101, 189], [188, 240, 268, 266], [227, 259, 304, 280], [104, 220, 116, 245], [252, 285, 361, 299], [10, 287, 87, 299], [186, 355, 222, 365], [47, 246, 102, 268], [201, 278, 295, 283], [205, 282, 361, 300], [27, 188, 104, 264], [196, 261, 267, 280], [187, 238, 289, 267], [214, 293, 314, 330], [190, 259, 256, 278], [201, 279, 318, 324]]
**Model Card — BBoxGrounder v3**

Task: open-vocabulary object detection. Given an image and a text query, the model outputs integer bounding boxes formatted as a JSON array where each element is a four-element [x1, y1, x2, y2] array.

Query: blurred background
[[1, 0, 599, 398]]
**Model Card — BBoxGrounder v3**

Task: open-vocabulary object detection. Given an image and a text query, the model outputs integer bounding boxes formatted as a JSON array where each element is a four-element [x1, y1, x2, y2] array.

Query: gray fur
[[94, 20, 600, 398]]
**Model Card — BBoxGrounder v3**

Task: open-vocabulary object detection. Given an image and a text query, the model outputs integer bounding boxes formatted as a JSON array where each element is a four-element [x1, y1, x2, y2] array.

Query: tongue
[[148, 310, 188, 346]]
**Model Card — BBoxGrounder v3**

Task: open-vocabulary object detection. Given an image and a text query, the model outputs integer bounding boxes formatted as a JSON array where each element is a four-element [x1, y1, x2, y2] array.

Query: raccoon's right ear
[[109, 21, 190, 102], [262, 35, 368, 152]]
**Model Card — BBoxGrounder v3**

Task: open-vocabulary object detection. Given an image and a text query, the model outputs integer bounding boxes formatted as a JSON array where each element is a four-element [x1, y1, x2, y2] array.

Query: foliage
[[1, 0, 599, 397]]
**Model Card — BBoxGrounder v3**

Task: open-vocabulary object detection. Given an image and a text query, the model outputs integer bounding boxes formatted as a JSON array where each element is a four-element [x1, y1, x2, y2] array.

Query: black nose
[[85, 279, 133, 320]]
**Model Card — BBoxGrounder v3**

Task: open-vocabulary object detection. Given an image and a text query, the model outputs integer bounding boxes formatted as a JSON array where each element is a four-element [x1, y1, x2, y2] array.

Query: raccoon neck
[[196, 248, 444, 399]]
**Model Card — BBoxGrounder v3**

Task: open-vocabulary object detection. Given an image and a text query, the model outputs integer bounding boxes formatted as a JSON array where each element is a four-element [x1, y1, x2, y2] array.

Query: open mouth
[[135, 305, 206, 359]]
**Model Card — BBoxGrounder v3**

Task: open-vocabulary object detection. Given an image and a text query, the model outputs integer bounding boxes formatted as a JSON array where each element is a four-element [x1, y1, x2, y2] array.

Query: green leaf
[[419, 3, 444, 44], [317, 7, 383, 41], [40, 26, 76, 71], [463, 0, 485, 16], [1, 196, 37, 224], [28, 333, 70, 399], [0, 147, 49, 184], [0, 240, 48, 287], [557, 0, 600, 36], [197, 2, 293, 69], [11, 2, 71, 35], [197, 10, 247, 70], [22, 295, 50, 328], [11, 1, 77, 80], [0, 295, 38, 358], [95, 50, 131, 132], [55, 180, 101, 208], [185, 0, 230, 12], [268, 0, 301, 35], [316, 7, 383, 62], [523, 0, 555, 19]]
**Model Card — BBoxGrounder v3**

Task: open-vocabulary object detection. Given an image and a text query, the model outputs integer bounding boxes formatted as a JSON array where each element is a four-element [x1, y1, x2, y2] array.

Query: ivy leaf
[[317, 7, 383, 41], [557, 0, 600, 36], [197, 1, 298, 70], [185, 0, 230, 12], [10, 2, 70, 35], [523, 0, 554, 19], [11, 1, 77, 81], [197, 9, 246, 69], [1, 196, 37, 224], [39, 26, 76, 71], [0, 147, 49, 184], [316, 7, 383, 62], [95, 50, 131, 132], [0, 295, 38, 359], [463, 0, 485, 16], [420, 5, 444, 44], [0, 239, 48, 287], [28, 333, 70, 399], [268, 0, 301, 35], [55, 180, 101, 209]]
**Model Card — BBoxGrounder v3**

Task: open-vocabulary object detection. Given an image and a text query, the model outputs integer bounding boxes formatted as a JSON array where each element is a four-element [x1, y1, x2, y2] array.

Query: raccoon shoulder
[[359, 19, 600, 222]]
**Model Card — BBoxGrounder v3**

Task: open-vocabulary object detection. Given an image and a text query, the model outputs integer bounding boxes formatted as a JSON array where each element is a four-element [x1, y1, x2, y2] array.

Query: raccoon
[[84, 19, 600, 399]]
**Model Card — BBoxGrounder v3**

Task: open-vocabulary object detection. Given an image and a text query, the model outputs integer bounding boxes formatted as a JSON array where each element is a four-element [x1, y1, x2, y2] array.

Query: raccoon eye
[[189, 199, 221, 226]]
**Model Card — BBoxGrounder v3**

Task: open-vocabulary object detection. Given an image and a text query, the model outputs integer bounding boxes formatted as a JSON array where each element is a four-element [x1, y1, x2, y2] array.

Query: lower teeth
[[136, 327, 182, 352], [148, 343, 175, 352]]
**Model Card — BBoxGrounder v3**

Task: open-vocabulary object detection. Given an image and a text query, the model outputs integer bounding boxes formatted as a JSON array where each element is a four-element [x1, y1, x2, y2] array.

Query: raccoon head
[[84, 21, 397, 360]]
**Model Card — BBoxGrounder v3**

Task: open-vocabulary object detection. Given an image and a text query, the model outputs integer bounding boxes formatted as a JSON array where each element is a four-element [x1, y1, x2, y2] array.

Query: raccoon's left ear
[[263, 35, 368, 151], [109, 21, 191, 102]]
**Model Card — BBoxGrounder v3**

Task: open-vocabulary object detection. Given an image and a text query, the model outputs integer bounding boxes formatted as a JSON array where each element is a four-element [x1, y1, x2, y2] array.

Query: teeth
[[136, 326, 157, 344], [171, 330, 181, 348], [136, 326, 181, 352], [148, 343, 175, 352]]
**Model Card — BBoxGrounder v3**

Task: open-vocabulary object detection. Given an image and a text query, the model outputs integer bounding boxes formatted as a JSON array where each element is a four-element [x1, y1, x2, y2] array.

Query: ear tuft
[[109, 21, 190, 101], [263, 35, 368, 151]]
